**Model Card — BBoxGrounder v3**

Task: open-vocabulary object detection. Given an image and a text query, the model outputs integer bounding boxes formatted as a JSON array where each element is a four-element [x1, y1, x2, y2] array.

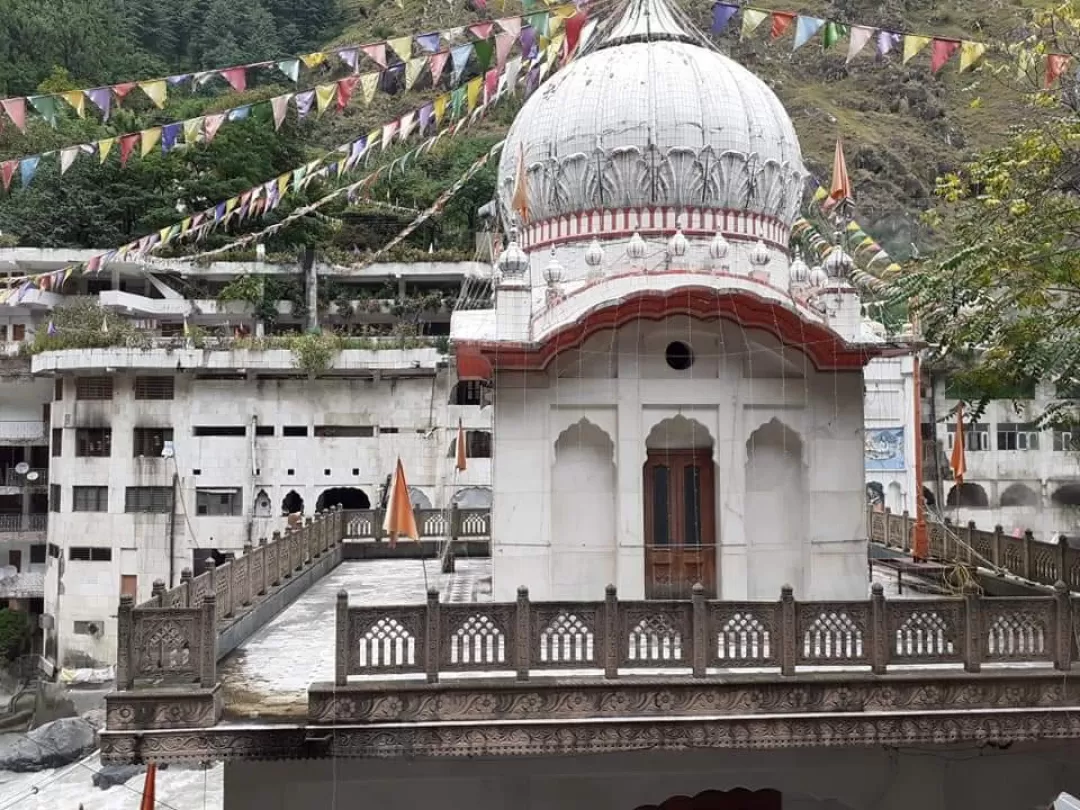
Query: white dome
[[498, 0, 806, 243]]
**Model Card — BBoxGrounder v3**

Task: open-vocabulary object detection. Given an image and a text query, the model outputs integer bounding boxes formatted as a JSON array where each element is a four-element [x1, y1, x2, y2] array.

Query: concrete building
[[863, 356, 918, 516]]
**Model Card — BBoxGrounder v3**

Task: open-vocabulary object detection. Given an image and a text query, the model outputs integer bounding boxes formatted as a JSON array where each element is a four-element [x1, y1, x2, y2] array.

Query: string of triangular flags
[[0, 10, 584, 195], [189, 21, 585, 264], [0, 43, 562, 298], [711, 2, 1073, 85], [0, 4, 582, 133]]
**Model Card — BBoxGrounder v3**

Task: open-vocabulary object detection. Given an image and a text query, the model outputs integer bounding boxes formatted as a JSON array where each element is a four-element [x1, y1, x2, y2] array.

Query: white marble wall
[[491, 317, 867, 602]]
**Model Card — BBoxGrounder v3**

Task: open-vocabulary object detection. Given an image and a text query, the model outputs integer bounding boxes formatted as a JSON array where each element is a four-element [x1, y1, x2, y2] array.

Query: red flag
[[456, 419, 467, 472], [336, 76, 359, 110], [221, 67, 247, 93], [1, 160, 16, 192], [825, 138, 852, 210], [119, 133, 139, 167], [565, 12, 587, 54], [139, 763, 156, 810], [382, 458, 419, 548], [112, 82, 137, 101], [930, 38, 960, 73], [1046, 53, 1071, 88], [770, 12, 796, 39], [0, 98, 26, 133], [484, 68, 498, 101], [950, 404, 967, 487]]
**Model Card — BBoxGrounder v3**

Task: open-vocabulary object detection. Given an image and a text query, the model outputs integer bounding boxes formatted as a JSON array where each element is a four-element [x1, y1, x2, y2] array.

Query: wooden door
[[120, 575, 137, 599], [7, 550, 20, 573], [644, 450, 716, 598]]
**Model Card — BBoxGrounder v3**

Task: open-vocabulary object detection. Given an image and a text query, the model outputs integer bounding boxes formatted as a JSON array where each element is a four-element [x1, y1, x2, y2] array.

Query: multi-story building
[[0, 249, 496, 668], [863, 355, 918, 516]]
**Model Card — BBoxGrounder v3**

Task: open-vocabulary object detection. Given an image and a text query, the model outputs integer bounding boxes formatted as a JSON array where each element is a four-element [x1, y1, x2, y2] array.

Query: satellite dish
[[25, 471, 38, 481], [14, 462, 28, 475], [161, 441, 175, 459]]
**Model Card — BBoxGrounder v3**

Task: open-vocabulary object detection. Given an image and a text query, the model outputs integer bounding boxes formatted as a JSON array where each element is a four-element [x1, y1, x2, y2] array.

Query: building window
[[75, 376, 113, 401], [255, 425, 274, 436], [314, 426, 374, 437], [451, 380, 483, 406], [51, 427, 61, 457], [73, 620, 103, 635], [133, 427, 173, 457], [996, 423, 1040, 451], [282, 426, 308, 437], [379, 427, 400, 435], [30, 544, 45, 564], [195, 488, 243, 517], [125, 486, 173, 514], [193, 426, 245, 437], [1054, 429, 1080, 451], [69, 547, 112, 562], [48, 543, 60, 559], [72, 486, 108, 513], [75, 428, 111, 457], [54, 378, 63, 401], [134, 376, 175, 400], [49, 485, 60, 512], [947, 422, 990, 452]]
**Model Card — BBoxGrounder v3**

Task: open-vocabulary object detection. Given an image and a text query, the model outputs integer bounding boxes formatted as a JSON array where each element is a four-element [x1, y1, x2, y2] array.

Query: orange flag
[[140, 763, 157, 810], [825, 138, 852, 210], [770, 12, 795, 39], [950, 404, 967, 487], [383, 458, 419, 548], [456, 419, 468, 472], [511, 143, 529, 225]]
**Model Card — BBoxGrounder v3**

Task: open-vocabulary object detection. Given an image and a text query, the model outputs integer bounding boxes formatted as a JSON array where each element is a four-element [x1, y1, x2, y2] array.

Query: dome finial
[[598, 0, 697, 50]]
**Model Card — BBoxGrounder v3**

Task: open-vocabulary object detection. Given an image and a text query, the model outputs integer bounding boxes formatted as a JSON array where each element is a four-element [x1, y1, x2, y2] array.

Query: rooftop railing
[[342, 507, 490, 540], [0, 513, 47, 533]]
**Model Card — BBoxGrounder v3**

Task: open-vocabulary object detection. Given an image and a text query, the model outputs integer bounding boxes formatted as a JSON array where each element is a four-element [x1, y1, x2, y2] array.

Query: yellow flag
[[139, 80, 167, 109], [183, 117, 203, 144], [406, 56, 426, 91], [277, 173, 290, 197], [811, 186, 827, 203], [140, 127, 162, 157], [60, 91, 85, 118], [360, 72, 379, 104], [433, 93, 449, 125], [225, 197, 239, 215], [159, 225, 172, 244], [466, 77, 482, 111], [300, 52, 326, 69], [367, 129, 381, 151], [388, 36, 412, 63], [959, 41, 987, 72], [181, 217, 192, 233], [98, 138, 114, 164], [741, 9, 768, 39], [549, 14, 565, 35], [315, 84, 335, 115], [903, 34, 931, 64], [547, 32, 564, 63]]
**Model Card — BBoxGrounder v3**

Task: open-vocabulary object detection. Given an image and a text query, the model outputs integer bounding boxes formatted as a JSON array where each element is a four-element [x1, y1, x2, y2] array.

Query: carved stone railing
[[331, 581, 1075, 686], [868, 506, 1080, 590], [342, 507, 490, 540], [107, 505, 346, 731]]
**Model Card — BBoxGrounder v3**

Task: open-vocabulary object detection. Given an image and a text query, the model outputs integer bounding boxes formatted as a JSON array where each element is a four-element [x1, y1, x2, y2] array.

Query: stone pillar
[[201, 594, 217, 688], [270, 531, 282, 586], [180, 568, 193, 607], [116, 595, 134, 690], [258, 538, 268, 596]]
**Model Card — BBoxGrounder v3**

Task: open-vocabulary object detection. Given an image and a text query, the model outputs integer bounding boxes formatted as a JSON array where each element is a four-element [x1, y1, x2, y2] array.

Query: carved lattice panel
[[620, 603, 692, 666], [214, 565, 230, 621], [983, 600, 1053, 661], [530, 605, 603, 668], [348, 609, 425, 675], [441, 606, 515, 671], [868, 511, 886, 543], [887, 602, 962, 664], [421, 512, 448, 537], [131, 609, 202, 682], [1003, 542, 1024, 575], [709, 604, 779, 667], [460, 511, 490, 537], [797, 604, 869, 665], [346, 511, 374, 538], [188, 575, 208, 608], [1031, 547, 1058, 583]]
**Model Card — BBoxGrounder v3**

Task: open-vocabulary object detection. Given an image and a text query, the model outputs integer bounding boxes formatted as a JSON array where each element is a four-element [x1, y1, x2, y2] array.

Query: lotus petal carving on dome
[[529, 157, 561, 220], [655, 147, 706, 206], [755, 159, 789, 220], [554, 151, 601, 213], [711, 150, 755, 213], [603, 146, 651, 208]]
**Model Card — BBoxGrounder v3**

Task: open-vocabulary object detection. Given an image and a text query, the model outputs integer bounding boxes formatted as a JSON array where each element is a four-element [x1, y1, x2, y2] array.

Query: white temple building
[[450, 0, 907, 604]]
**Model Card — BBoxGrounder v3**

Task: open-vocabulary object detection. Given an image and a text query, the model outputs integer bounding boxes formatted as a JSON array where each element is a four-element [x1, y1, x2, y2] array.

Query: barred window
[[69, 547, 111, 562], [75, 376, 113, 401], [133, 427, 173, 457], [49, 484, 60, 512], [72, 486, 108, 513], [134, 376, 175, 400], [51, 428, 61, 458], [996, 423, 1040, 451], [125, 486, 173, 514], [195, 488, 242, 516], [947, 422, 990, 452], [193, 426, 245, 437], [451, 380, 484, 405], [75, 428, 111, 457], [54, 378, 63, 401], [315, 426, 373, 437]]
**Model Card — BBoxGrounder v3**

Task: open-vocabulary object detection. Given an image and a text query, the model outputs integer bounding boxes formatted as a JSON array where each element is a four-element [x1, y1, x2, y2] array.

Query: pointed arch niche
[[551, 418, 616, 599], [745, 418, 805, 599]]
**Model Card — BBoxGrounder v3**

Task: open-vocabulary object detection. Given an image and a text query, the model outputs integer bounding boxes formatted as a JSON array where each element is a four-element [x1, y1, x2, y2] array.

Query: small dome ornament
[[627, 231, 647, 261], [809, 266, 829, 288], [668, 223, 688, 258], [822, 245, 854, 278], [584, 238, 605, 273], [789, 252, 810, 283], [496, 227, 529, 278], [749, 240, 771, 267], [543, 248, 565, 286], [708, 231, 729, 261]]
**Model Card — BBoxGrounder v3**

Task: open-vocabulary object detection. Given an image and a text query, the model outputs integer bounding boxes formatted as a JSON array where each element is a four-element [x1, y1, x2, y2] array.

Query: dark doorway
[[316, 487, 370, 511], [281, 490, 304, 515]]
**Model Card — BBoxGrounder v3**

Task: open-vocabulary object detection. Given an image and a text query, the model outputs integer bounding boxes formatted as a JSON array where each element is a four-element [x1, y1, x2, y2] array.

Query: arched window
[[254, 489, 272, 518], [946, 482, 989, 508], [316, 488, 371, 511], [281, 490, 304, 515], [1000, 483, 1039, 507]]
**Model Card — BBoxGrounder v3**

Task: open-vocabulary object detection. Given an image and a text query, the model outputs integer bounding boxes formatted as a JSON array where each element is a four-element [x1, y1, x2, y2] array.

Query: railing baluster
[[425, 588, 440, 683], [691, 583, 706, 677], [604, 585, 618, 679], [870, 583, 887, 674], [780, 585, 796, 676], [336, 591, 349, 686], [1054, 581, 1072, 671], [963, 584, 981, 673], [516, 586, 530, 681]]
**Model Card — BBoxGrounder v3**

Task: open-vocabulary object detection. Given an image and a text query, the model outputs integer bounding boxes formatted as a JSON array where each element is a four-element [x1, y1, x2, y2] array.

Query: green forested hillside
[[0, 0, 1058, 261]]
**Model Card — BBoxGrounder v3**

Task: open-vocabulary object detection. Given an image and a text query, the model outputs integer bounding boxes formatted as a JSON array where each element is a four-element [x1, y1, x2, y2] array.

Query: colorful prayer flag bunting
[[959, 41, 987, 72], [741, 9, 768, 39], [221, 67, 247, 93], [712, 3, 737, 35], [930, 38, 960, 73], [141, 128, 162, 157], [360, 73, 379, 104], [86, 87, 111, 120], [903, 34, 931, 64], [278, 59, 300, 82], [770, 12, 795, 40], [793, 16, 824, 50], [1, 98, 25, 132], [362, 43, 387, 69], [847, 25, 874, 62], [388, 36, 412, 62], [28, 96, 58, 127], [139, 80, 167, 109]]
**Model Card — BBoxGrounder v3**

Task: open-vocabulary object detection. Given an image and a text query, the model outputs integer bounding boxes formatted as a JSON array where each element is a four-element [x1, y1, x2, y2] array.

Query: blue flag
[[793, 16, 825, 51], [712, 4, 738, 35]]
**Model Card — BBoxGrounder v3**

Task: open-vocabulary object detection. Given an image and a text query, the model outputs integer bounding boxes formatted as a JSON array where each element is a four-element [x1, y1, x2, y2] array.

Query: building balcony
[[3, 467, 47, 488], [0, 513, 47, 533], [99, 290, 191, 318], [0, 420, 45, 442]]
